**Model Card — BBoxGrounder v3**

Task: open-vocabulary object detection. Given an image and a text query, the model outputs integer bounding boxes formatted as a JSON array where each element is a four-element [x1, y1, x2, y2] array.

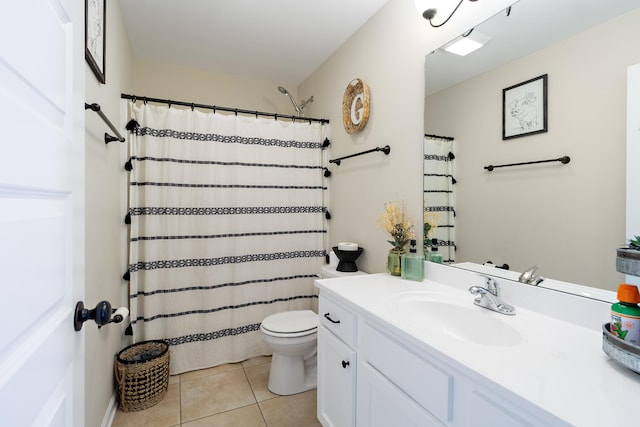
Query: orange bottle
[[610, 284, 640, 345]]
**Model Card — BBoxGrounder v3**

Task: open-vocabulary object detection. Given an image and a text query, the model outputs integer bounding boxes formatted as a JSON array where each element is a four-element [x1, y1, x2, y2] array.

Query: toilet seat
[[261, 310, 318, 338]]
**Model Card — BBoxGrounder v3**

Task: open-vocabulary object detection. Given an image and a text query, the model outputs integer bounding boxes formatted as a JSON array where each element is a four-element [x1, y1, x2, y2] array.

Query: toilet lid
[[261, 310, 318, 335]]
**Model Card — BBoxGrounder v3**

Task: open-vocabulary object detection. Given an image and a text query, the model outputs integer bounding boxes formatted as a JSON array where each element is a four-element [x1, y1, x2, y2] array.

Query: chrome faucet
[[518, 265, 544, 286], [469, 275, 516, 315]]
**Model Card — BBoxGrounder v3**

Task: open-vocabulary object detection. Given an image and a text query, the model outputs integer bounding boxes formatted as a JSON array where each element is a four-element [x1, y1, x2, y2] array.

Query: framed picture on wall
[[85, 0, 106, 84], [502, 74, 547, 140]]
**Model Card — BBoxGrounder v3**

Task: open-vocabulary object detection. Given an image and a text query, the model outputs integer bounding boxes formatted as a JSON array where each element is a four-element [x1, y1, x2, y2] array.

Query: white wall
[[132, 58, 306, 116], [425, 9, 640, 289], [298, 0, 514, 274], [84, 0, 133, 425]]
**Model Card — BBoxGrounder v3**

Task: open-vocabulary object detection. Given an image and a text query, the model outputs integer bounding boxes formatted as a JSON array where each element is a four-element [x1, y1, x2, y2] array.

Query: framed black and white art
[[502, 74, 547, 140], [85, 0, 106, 84]]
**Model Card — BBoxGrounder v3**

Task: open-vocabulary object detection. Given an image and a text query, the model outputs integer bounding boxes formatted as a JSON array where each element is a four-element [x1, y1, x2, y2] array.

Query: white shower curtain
[[423, 136, 456, 262], [126, 102, 328, 374]]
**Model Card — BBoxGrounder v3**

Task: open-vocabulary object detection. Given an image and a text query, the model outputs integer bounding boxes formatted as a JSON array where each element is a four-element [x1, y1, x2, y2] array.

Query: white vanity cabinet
[[317, 290, 569, 427], [358, 321, 450, 426], [358, 320, 566, 427], [317, 295, 357, 427]]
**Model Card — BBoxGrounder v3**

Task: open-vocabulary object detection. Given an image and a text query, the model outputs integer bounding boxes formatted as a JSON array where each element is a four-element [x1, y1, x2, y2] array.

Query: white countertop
[[315, 268, 640, 427]]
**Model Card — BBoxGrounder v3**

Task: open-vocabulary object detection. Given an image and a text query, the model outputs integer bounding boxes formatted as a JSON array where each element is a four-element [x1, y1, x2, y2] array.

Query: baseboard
[[101, 393, 117, 427]]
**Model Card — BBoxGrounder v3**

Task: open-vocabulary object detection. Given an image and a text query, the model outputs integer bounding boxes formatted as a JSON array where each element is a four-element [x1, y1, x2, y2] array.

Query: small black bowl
[[332, 246, 364, 272]]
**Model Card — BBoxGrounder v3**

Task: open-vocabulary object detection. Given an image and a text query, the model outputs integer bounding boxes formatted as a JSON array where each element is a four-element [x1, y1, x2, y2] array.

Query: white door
[[0, 0, 84, 425]]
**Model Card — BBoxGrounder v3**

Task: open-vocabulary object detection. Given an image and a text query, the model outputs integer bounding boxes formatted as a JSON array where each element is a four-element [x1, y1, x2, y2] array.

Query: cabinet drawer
[[360, 322, 454, 424], [319, 295, 356, 346]]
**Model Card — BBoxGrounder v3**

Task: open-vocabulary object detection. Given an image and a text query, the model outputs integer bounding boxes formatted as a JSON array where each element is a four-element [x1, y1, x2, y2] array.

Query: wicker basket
[[114, 340, 170, 412]]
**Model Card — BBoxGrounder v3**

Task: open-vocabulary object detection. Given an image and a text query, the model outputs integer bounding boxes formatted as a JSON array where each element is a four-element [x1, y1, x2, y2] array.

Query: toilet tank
[[320, 264, 368, 279]]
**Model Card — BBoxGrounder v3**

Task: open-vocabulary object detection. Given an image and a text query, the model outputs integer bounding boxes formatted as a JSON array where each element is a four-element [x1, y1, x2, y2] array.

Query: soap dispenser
[[401, 239, 424, 282], [429, 239, 443, 264]]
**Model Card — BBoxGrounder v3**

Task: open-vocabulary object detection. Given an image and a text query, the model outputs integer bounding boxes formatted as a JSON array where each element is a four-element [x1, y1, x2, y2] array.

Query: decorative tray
[[602, 323, 640, 374], [616, 248, 640, 276]]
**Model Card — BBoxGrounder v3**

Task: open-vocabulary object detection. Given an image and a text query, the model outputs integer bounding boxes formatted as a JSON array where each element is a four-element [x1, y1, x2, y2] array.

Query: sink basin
[[388, 291, 522, 347]]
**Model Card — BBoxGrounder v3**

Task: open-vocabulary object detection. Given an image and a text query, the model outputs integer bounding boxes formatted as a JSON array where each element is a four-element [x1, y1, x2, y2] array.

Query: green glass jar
[[387, 247, 404, 276]]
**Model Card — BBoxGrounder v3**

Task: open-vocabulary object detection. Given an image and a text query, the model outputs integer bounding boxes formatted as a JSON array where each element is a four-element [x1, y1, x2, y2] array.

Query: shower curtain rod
[[424, 133, 454, 141], [121, 93, 329, 124], [85, 103, 126, 143]]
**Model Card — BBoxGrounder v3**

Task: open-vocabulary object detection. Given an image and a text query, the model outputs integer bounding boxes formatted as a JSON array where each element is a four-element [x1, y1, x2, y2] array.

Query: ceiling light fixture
[[442, 31, 490, 56], [415, 0, 479, 28]]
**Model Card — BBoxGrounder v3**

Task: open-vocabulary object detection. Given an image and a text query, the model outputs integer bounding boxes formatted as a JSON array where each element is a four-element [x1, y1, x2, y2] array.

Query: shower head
[[277, 86, 313, 117], [277, 86, 302, 115]]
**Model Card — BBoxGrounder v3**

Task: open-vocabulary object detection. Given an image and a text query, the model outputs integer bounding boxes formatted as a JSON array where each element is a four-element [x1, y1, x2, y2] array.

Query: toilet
[[260, 262, 367, 395]]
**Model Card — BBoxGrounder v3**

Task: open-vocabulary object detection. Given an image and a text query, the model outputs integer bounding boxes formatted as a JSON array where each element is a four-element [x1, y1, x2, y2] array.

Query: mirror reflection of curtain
[[423, 136, 456, 262]]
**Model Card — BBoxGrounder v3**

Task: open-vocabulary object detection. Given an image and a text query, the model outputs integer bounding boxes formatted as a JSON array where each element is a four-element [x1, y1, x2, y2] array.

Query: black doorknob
[[341, 360, 350, 369], [73, 300, 112, 331]]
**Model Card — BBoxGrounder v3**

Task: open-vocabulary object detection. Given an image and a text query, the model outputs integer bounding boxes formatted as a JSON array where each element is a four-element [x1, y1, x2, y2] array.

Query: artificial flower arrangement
[[376, 200, 415, 251], [377, 201, 416, 276]]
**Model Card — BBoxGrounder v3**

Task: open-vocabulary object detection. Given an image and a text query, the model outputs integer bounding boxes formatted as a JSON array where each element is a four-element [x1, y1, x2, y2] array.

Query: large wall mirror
[[424, 0, 640, 292]]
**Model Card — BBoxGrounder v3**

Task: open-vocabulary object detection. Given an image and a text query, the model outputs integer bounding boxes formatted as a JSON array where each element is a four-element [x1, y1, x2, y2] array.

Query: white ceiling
[[119, 0, 389, 87]]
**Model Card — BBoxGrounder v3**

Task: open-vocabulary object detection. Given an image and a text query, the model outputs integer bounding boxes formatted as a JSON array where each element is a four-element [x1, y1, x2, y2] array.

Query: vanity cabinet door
[[360, 321, 454, 423], [357, 361, 444, 427], [318, 325, 356, 427], [456, 382, 568, 427]]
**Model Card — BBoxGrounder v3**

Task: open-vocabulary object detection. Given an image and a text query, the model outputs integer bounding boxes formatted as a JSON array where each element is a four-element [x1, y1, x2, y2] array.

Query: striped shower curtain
[[125, 102, 328, 374], [423, 136, 456, 263]]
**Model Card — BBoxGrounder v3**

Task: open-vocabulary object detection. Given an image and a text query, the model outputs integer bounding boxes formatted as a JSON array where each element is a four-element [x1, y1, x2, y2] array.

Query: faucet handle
[[519, 265, 540, 282], [477, 273, 497, 284], [477, 274, 500, 294]]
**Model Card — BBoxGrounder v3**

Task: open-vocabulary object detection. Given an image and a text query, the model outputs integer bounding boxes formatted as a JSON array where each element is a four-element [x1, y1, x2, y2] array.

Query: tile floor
[[112, 356, 321, 427]]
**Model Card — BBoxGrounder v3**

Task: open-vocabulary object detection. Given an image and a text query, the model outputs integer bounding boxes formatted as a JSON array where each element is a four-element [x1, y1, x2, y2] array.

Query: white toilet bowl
[[260, 310, 318, 395], [260, 260, 367, 395]]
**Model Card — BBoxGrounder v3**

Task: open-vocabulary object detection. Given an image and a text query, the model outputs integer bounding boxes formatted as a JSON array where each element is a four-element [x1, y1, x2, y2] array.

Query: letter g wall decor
[[342, 78, 370, 134]]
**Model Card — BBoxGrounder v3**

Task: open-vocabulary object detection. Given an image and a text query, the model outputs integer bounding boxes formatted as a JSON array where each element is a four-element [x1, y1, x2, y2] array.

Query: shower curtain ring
[[191, 103, 195, 111]]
